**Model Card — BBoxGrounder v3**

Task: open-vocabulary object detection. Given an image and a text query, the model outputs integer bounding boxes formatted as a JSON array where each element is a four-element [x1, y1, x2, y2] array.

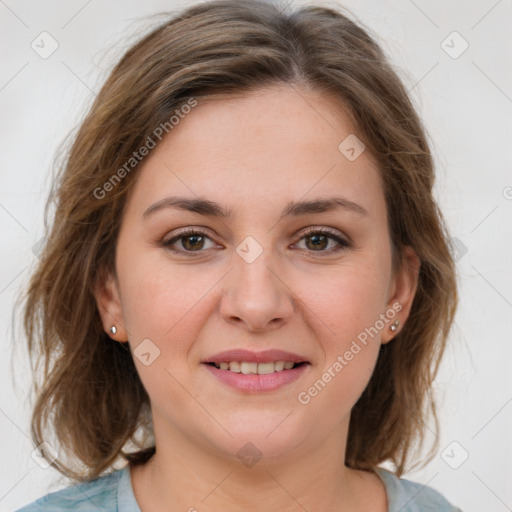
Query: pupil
[[308, 234, 327, 250], [184, 235, 203, 250]]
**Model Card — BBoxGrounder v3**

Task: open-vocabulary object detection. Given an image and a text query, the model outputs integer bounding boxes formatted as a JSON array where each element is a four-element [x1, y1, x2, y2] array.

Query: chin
[[204, 415, 313, 465]]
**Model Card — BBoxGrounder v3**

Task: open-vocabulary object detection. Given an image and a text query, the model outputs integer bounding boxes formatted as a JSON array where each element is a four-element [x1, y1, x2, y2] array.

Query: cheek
[[296, 257, 390, 389], [300, 258, 391, 340], [118, 251, 217, 340], [117, 257, 217, 405], [295, 268, 387, 413]]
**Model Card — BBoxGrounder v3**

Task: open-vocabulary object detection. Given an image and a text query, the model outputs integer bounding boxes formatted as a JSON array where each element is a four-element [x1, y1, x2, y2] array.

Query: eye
[[293, 228, 350, 254], [163, 229, 217, 254]]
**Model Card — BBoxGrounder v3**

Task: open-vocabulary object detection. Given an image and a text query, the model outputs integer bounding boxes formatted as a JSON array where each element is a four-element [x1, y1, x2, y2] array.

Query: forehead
[[124, 84, 385, 220]]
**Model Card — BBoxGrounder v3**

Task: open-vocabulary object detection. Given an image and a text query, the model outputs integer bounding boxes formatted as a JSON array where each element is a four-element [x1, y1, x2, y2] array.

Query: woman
[[17, 0, 461, 510]]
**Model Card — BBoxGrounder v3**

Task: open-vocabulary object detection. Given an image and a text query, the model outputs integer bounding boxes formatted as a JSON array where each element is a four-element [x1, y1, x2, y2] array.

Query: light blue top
[[16, 465, 463, 511]]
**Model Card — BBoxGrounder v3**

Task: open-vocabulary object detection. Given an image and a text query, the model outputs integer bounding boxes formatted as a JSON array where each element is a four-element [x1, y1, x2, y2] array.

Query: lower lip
[[202, 363, 309, 392]]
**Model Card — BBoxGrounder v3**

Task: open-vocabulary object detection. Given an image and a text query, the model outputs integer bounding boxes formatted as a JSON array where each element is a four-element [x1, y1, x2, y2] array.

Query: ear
[[381, 246, 420, 344], [93, 267, 128, 342]]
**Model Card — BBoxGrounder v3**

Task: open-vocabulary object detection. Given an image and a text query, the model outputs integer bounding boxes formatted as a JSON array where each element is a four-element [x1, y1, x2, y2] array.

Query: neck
[[130, 416, 383, 512]]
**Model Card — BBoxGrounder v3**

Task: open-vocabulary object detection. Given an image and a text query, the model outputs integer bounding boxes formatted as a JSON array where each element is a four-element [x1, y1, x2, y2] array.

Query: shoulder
[[15, 467, 126, 512], [375, 467, 464, 512]]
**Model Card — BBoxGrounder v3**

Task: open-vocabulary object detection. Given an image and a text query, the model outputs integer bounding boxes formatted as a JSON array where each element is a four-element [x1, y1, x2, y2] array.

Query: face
[[95, 84, 419, 465]]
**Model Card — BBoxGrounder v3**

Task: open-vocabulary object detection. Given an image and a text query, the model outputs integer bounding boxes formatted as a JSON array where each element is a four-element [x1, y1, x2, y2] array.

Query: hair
[[19, 0, 457, 482]]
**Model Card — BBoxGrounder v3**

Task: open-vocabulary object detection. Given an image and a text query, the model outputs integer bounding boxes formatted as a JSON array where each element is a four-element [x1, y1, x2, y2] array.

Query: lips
[[201, 349, 310, 392]]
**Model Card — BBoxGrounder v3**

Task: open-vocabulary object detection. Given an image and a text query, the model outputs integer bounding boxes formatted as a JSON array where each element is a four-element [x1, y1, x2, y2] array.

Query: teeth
[[241, 362, 257, 374], [229, 361, 241, 373], [212, 360, 300, 374], [274, 361, 285, 371], [257, 362, 275, 375]]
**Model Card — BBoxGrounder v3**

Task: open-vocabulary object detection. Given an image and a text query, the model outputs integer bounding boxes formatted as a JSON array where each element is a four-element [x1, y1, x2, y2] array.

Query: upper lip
[[203, 349, 308, 364]]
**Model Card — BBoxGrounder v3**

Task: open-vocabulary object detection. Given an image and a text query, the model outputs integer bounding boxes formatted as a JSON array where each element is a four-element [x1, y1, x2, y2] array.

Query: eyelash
[[162, 227, 350, 256]]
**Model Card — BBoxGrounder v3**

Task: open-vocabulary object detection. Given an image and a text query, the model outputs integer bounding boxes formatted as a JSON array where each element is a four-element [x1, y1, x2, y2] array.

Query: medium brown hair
[[20, 0, 457, 481]]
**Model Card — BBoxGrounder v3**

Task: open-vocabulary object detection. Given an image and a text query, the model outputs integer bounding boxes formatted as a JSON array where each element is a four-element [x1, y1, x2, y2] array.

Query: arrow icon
[[134, 339, 161, 366], [441, 441, 469, 469], [338, 134, 365, 161], [31, 31, 59, 59], [440, 31, 468, 59], [236, 236, 263, 263], [236, 442, 262, 467]]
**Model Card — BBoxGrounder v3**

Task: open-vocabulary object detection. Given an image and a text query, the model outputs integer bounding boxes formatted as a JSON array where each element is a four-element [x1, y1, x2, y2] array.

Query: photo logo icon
[[449, 237, 468, 262], [31, 442, 58, 469], [236, 236, 263, 264], [441, 441, 469, 469], [338, 134, 366, 161], [134, 338, 161, 366], [441, 31, 469, 59], [31, 32, 59, 59], [236, 442, 262, 467]]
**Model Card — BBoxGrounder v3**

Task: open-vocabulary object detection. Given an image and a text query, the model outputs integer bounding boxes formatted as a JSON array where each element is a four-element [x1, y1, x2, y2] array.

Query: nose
[[219, 248, 295, 333]]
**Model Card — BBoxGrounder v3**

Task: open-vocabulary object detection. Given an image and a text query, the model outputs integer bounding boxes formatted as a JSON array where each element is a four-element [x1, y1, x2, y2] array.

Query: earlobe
[[381, 246, 420, 344], [93, 268, 128, 342]]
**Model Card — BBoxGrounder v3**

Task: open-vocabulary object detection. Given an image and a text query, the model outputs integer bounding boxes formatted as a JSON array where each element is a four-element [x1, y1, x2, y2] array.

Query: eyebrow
[[142, 195, 368, 219]]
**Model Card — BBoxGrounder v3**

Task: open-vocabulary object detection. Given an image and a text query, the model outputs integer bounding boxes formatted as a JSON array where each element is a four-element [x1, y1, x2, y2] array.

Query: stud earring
[[390, 320, 399, 333], [110, 326, 117, 335]]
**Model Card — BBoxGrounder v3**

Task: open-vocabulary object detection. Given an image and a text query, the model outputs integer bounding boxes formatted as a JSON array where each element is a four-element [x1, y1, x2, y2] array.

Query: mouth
[[201, 349, 310, 392]]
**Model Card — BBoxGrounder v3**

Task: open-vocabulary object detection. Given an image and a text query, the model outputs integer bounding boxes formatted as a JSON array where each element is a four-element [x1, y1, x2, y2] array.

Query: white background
[[1, 1, 511, 511]]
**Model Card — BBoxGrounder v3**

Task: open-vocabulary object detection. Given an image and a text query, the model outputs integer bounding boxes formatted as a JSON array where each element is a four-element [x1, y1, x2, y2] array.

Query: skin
[[95, 83, 419, 511]]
